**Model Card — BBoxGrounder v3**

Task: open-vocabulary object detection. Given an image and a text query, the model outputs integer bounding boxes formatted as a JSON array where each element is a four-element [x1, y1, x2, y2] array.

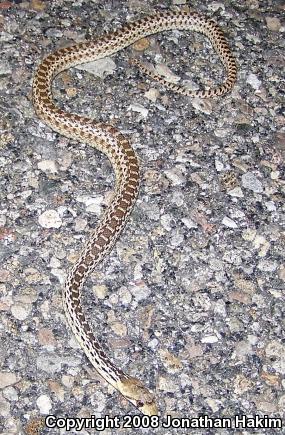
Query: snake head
[[118, 376, 158, 416]]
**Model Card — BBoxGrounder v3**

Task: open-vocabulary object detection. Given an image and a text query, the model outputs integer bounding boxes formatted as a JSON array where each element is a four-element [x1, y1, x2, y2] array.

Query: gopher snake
[[33, 10, 237, 415]]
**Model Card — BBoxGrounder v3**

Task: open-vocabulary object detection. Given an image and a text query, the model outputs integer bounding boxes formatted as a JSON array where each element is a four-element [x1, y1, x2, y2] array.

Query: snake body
[[33, 10, 237, 415]]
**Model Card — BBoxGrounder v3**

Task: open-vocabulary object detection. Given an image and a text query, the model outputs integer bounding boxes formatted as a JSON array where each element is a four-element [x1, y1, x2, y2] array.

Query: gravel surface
[[0, 0, 284, 434]]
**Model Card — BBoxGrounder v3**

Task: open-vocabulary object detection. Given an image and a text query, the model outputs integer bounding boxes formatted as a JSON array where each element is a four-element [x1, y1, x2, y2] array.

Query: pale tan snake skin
[[33, 10, 237, 415]]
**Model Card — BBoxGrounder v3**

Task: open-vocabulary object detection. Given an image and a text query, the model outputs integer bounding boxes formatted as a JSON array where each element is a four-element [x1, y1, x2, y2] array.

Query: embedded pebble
[[37, 159, 57, 173], [246, 73, 262, 90], [11, 302, 31, 320], [192, 98, 213, 115], [36, 394, 52, 414], [228, 187, 244, 197], [257, 259, 278, 272], [222, 216, 238, 228], [92, 284, 108, 299], [144, 88, 159, 102], [36, 354, 63, 374], [110, 321, 127, 337], [0, 372, 18, 389], [76, 57, 116, 78], [201, 335, 219, 344], [129, 281, 151, 302], [164, 167, 186, 185], [154, 63, 180, 83], [38, 210, 62, 228], [0, 394, 10, 417], [128, 103, 149, 118], [265, 17, 281, 31], [241, 172, 263, 192]]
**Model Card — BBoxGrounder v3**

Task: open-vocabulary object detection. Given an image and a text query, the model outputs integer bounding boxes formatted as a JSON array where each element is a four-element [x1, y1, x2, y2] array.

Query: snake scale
[[33, 9, 237, 415]]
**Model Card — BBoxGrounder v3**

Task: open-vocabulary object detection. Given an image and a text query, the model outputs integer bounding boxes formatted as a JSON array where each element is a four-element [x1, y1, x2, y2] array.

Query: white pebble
[[36, 394, 52, 414], [201, 335, 219, 344], [242, 172, 263, 193], [192, 98, 212, 115], [37, 160, 57, 173], [0, 372, 17, 389], [155, 62, 180, 83], [128, 103, 149, 118], [39, 210, 62, 229], [246, 73, 262, 90], [11, 303, 31, 320], [76, 57, 116, 78], [222, 216, 238, 228], [228, 187, 244, 198], [144, 88, 159, 102]]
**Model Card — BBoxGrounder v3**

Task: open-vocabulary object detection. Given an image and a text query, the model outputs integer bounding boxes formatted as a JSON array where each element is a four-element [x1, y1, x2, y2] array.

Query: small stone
[[214, 128, 231, 138], [234, 277, 256, 294], [265, 201, 276, 211], [278, 265, 285, 282], [257, 259, 278, 272], [110, 321, 127, 337], [11, 302, 31, 320], [65, 87, 77, 98], [242, 228, 257, 241], [128, 103, 148, 118], [61, 375, 74, 389], [229, 291, 251, 304], [30, 0, 46, 11], [74, 217, 88, 232], [261, 371, 281, 387], [37, 159, 57, 173], [183, 339, 203, 359], [164, 167, 186, 186], [14, 287, 38, 304], [76, 57, 116, 78], [0, 372, 18, 389], [79, 195, 104, 215], [36, 394, 52, 414], [155, 63, 180, 83], [192, 98, 212, 115], [38, 328, 56, 347], [144, 88, 159, 102], [241, 172, 263, 193], [117, 286, 132, 305], [222, 216, 238, 228], [48, 380, 65, 402], [246, 73, 262, 90], [93, 284, 108, 299], [129, 281, 151, 302], [38, 210, 62, 228], [228, 187, 244, 198], [159, 350, 183, 372], [233, 374, 253, 394], [0, 394, 10, 417], [0, 269, 10, 283], [201, 335, 218, 344], [233, 341, 253, 361], [172, 0, 187, 4], [3, 386, 18, 401], [255, 399, 277, 413], [36, 354, 62, 374], [158, 376, 179, 393], [265, 17, 281, 31]]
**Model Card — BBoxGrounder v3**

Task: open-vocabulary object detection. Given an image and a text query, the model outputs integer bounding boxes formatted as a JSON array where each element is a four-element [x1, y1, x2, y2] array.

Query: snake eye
[[137, 400, 144, 408]]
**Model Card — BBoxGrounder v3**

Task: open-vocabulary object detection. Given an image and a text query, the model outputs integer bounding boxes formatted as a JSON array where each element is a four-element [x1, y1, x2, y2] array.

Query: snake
[[33, 9, 237, 415]]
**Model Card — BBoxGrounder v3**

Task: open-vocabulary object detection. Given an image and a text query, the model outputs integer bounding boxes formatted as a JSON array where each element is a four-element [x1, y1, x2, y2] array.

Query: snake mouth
[[136, 399, 158, 416]]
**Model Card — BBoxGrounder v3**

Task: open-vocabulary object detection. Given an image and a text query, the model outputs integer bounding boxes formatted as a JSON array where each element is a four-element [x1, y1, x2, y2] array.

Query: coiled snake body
[[33, 10, 237, 415]]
